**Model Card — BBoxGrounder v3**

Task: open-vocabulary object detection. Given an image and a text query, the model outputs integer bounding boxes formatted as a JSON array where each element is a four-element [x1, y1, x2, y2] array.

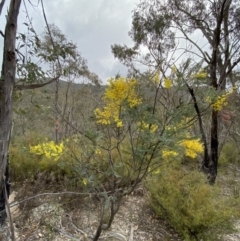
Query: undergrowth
[[9, 134, 80, 188], [146, 161, 240, 241]]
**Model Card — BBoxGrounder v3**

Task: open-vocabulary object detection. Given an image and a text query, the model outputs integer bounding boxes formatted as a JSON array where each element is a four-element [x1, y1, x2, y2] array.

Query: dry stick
[[0, 30, 4, 37], [69, 215, 92, 238], [8, 191, 101, 210], [129, 224, 134, 241], [53, 227, 76, 240], [0, 0, 5, 15], [3, 177, 15, 241]]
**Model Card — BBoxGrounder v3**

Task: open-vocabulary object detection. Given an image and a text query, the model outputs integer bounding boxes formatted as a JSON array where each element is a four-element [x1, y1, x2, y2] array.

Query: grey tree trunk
[[0, 0, 21, 215]]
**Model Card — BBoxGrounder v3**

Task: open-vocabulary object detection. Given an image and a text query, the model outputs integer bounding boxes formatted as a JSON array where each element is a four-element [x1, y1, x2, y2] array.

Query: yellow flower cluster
[[95, 148, 102, 155], [164, 78, 172, 89], [162, 138, 203, 160], [95, 77, 142, 127], [82, 178, 87, 185], [207, 87, 236, 111], [152, 73, 160, 84], [139, 121, 158, 133], [162, 149, 178, 158], [30, 141, 64, 161], [171, 66, 177, 74], [211, 95, 228, 111], [166, 117, 192, 133], [193, 70, 207, 79], [105, 78, 141, 107], [179, 139, 203, 158]]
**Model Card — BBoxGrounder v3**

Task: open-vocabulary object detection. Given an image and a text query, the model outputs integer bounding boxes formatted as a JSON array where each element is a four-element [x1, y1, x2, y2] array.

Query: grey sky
[[0, 0, 140, 83]]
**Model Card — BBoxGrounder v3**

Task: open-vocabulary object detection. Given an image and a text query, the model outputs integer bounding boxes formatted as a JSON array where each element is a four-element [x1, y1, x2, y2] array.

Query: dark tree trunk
[[208, 110, 219, 184], [186, 84, 209, 171], [0, 0, 21, 222]]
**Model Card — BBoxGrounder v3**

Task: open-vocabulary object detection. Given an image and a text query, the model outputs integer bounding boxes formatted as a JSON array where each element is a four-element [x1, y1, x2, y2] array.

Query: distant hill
[[12, 80, 105, 140]]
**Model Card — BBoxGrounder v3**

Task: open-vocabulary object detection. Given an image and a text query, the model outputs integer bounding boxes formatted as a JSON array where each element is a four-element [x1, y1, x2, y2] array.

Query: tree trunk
[[208, 110, 219, 184], [0, 0, 21, 219]]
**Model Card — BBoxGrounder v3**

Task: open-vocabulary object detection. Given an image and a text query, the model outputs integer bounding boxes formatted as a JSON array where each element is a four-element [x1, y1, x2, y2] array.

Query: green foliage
[[219, 142, 240, 167], [147, 163, 239, 241], [10, 144, 38, 182], [9, 134, 78, 185]]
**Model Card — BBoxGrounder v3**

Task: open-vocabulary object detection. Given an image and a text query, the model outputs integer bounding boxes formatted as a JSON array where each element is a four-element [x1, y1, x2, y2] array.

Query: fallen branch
[[69, 214, 91, 239], [53, 227, 76, 240], [129, 224, 134, 241], [100, 232, 127, 241]]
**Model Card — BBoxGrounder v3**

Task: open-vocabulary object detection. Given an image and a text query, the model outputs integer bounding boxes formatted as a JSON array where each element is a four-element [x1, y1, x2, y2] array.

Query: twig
[[0, 30, 4, 38], [15, 48, 25, 63], [53, 227, 78, 240], [8, 191, 94, 210], [128, 224, 134, 241], [69, 215, 88, 235], [3, 176, 15, 241], [0, 0, 5, 15], [100, 232, 127, 241]]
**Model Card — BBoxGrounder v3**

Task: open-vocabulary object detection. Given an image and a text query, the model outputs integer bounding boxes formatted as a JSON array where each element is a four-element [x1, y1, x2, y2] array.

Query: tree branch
[[14, 75, 60, 90], [0, 30, 4, 38], [0, 0, 5, 16]]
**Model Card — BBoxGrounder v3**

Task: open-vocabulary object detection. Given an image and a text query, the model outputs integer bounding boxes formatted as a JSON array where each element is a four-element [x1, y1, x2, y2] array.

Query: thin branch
[[185, 82, 209, 168], [129, 224, 134, 241], [40, 0, 62, 73], [226, 56, 240, 75], [176, 25, 210, 64], [53, 227, 76, 240], [174, 0, 214, 45], [0, 0, 5, 15], [15, 75, 60, 90], [8, 191, 102, 209], [4, 178, 15, 241], [15, 48, 25, 63], [69, 214, 93, 238], [0, 30, 4, 37]]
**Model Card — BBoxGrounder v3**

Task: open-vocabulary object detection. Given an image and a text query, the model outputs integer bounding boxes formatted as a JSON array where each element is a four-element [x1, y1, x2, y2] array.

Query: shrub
[[9, 135, 79, 185], [10, 144, 39, 181], [219, 141, 240, 167], [147, 163, 238, 241]]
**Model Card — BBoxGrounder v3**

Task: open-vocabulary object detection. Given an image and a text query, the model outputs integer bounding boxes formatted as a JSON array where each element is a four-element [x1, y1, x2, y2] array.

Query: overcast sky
[[0, 0, 140, 83]]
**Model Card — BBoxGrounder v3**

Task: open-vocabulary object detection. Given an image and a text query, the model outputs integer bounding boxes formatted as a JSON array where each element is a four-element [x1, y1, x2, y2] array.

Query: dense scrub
[[147, 159, 240, 241]]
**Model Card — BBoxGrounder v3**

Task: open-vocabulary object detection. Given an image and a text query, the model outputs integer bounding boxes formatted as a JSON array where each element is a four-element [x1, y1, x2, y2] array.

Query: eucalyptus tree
[[0, 0, 56, 228], [112, 0, 240, 183], [0, 0, 97, 228], [0, 1, 23, 229], [34, 24, 100, 142]]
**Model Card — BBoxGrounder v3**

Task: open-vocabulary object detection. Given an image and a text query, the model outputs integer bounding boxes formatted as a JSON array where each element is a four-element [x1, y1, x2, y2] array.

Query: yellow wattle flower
[[193, 70, 207, 79], [95, 77, 141, 127], [162, 149, 178, 158], [206, 87, 236, 111], [164, 78, 172, 89], [179, 139, 203, 158], [30, 140, 64, 161]]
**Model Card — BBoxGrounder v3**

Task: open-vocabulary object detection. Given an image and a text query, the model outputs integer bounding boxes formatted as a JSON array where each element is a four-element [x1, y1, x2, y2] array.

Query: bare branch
[[40, 0, 62, 73], [15, 75, 60, 90], [176, 25, 210, 64], [8, 191, 100, 209], [0, 30, 4, 37], [0, 0, 5, 16], [4, 179, 15, 241]]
